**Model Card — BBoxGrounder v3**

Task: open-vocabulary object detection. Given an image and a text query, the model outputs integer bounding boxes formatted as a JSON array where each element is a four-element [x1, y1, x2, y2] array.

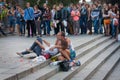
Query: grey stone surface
[[0, 35, 102, 79], [90, 49, 120, 80], [71, 42, 120, 80], [48, 39, 116, 80], [106, 49, 120, 80]]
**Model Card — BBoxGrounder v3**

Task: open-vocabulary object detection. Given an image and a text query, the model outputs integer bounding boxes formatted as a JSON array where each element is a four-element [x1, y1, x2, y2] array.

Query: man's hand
[[49, 46, 55, 51]]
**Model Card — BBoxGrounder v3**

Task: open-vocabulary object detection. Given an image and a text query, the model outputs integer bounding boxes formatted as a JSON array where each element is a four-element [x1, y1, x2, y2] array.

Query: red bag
[[114, 19, 119, 26], [43, 53, 51, 59]]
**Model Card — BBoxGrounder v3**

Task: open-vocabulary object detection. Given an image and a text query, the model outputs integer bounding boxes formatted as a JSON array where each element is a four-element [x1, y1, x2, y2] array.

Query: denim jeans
[[111, 19, 116, 37], [22, 37, 43, 56], [99, 18, 103, 33], [80, 15, 87, 34], [45, 20, 51, 34], [20, 22, 26, 34], [93, 19, 99, 34]]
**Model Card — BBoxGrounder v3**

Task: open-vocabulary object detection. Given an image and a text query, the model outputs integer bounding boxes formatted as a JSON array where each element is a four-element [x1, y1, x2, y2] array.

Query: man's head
[[59, 3, 63, 9], [26, 2, 30, 8], [56, 31, 65, 40]]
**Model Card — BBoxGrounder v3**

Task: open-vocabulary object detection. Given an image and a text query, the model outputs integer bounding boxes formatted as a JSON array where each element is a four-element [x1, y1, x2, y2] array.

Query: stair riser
[[63, 41, 116, 80], [76, 38, 110, 59], [103, 58, 120, 80], [31, 60, 50, 73], [75, 36, 103, 50], [37, 67, 59, 80], [85, 46, 120, 80]]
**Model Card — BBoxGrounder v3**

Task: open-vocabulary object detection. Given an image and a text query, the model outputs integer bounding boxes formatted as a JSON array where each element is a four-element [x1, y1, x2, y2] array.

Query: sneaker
[[16, 52, 24, 57], [75, 60, 81, 66]]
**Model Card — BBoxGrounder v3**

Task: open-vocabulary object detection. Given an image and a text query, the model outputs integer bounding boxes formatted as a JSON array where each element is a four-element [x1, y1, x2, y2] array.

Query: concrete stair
[[48, 39, 118, 80], [107, 51, 120, 80], [3, 35, 120, 80], [71, 43, 120, 80], [3, 35, 103, 80], [20, 37, 112, 80], [89, 48, 120, 80]]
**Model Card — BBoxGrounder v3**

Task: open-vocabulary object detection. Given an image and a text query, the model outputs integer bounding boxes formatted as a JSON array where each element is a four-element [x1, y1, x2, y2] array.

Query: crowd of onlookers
[[0, 0, 119, 40]]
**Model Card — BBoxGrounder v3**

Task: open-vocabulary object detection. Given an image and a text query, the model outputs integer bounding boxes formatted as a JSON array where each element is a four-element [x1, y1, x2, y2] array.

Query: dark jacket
[[54, 10, 61, 20]]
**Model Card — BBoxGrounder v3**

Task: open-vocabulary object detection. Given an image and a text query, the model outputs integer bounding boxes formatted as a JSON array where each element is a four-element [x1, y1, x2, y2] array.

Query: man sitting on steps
[[16, 32, 73, 60]]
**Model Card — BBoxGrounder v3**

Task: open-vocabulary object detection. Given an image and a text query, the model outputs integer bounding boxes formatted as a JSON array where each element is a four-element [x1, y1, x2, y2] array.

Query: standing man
[[97, 2, 103, 34], [91, 4, 100, 34], [80, 3, 88, 34], [24, 2, 35, 37], [59, 3, 69, 35]]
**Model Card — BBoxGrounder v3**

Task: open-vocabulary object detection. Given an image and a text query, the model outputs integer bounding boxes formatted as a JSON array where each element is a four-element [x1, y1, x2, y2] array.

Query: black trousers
[[54, 23, 61, 35], [0, 27, 6, 36], [26, 20, 36, 37]]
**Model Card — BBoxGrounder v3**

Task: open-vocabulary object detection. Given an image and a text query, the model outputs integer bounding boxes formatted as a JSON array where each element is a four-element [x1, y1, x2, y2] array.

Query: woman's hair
[[59, 39, 68, 50]]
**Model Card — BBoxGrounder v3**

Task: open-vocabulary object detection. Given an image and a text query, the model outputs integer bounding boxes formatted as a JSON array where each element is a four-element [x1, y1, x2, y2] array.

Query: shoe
[[26, 36, 30, 38], [88, 32, 92, 35], [16, 52, 24, 57], [75, 60, 81, 66]]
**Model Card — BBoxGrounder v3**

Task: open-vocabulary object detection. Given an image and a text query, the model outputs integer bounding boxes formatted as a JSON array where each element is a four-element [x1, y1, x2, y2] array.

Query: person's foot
[[26, 35, 30, 38], [16, 52, 24, 57], [88, 32, 92, 35]]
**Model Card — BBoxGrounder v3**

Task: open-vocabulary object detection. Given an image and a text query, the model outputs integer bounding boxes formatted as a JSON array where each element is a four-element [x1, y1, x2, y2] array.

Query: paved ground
[[0, 35, 102, 75]]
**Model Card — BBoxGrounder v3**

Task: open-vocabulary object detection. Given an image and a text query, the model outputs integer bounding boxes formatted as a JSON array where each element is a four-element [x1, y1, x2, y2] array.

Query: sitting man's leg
[[17, 37, 44, 57], [27, 36, 43, 51]]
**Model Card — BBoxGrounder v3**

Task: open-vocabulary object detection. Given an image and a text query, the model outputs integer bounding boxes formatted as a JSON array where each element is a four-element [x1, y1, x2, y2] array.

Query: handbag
[[59, 60, 70, 71]]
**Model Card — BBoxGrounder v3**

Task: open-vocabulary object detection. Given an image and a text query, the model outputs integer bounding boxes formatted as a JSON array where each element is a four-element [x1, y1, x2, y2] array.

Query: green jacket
[[0, 9, 8, 20]]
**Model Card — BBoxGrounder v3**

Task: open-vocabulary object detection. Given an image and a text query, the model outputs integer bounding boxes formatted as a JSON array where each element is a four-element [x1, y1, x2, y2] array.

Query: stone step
[[90, 48, 120, 80], [71, 42, 120, 80], [19, 36, 108, 80], [3, 35, 103, 80], [75, 37, 110, 59], [47, 39, 116, 80], [106, 53, 120, 80]]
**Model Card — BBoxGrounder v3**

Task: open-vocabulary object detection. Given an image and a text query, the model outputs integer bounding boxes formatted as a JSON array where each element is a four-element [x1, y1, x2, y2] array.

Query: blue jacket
[[24, 7, 34, 21]]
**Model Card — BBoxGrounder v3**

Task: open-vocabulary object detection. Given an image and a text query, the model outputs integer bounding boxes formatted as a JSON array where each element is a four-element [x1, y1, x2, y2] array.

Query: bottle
[[50, 61, 62, 66]]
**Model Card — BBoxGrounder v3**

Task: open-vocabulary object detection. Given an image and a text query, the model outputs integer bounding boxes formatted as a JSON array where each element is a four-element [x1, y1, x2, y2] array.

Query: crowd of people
[[0, 0, 119, 39], [0, 0, 119, 70]]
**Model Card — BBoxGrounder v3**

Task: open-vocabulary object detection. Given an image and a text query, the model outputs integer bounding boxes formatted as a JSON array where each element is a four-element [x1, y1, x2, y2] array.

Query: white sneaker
[[16, 52, 24, 57]]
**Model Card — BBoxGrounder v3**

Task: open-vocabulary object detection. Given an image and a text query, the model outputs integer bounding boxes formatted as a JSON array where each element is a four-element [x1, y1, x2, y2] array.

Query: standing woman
[[34, 5, 42, 36], [44, 7, 51, 36], [16, 5, 22, 36], [54, 6, 61, 35], [18, 7, 26, 36], [8, 7, 16, 34], [51, 4, 56, 35], [103, 5, 111, 36], [86, 4, 92, 35], [71, 5, 80, 35]]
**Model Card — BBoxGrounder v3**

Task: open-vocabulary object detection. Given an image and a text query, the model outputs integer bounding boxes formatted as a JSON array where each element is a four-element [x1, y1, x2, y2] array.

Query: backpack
[[59, 60, 70, 71], [70, 49, 76, 60]]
